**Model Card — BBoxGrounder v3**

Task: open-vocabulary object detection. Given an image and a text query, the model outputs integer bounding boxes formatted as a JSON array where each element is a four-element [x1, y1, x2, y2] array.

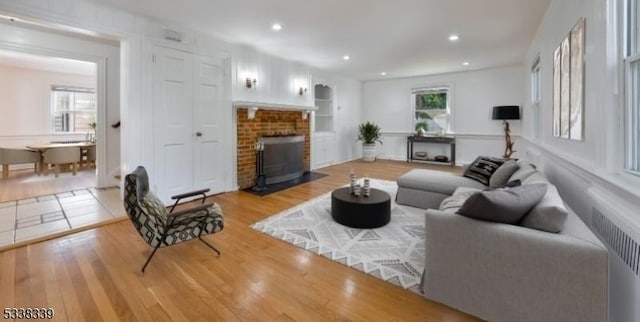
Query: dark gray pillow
[[458, 184, 548, 224], [489, 160, 520, 188], [463, 156, 505, 186]]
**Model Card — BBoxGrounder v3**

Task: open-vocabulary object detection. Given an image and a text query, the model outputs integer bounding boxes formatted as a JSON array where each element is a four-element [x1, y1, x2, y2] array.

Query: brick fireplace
[[236, 108, 310, 189]]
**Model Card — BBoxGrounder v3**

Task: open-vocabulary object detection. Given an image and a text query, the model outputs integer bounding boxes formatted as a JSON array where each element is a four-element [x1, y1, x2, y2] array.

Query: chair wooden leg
[[72, 162, 77, 176], [54, 165, 59, 178], [2, 165, 7, 179], [33, 163, 38, 174]]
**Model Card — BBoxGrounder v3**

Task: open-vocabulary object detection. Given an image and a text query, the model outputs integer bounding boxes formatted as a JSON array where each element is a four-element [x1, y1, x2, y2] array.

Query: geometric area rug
[[251, 179, 426, 294]]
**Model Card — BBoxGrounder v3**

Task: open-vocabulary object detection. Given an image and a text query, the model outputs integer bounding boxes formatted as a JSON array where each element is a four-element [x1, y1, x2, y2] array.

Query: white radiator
[[588, 187, 640, 277]]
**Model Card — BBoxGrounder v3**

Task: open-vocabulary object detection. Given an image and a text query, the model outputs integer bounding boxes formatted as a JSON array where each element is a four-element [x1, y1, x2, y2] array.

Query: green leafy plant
[[415, 121, 429, 132], [357, 122, 383, 145], [88, 122, 97, 131]]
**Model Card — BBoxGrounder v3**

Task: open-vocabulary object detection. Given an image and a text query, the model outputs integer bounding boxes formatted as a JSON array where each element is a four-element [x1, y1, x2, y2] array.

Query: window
[[531, 57, 542, 139], [413, 87, 449, 133], [626, 0, 640, 172], [51, 86, 96, 133]]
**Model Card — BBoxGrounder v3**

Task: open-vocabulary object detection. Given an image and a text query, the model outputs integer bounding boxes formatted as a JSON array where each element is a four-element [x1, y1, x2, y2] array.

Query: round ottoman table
[[331, 187, 391, 228]]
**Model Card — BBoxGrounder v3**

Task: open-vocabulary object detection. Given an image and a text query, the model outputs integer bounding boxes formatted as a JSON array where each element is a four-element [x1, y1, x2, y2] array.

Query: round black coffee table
[[331, 187, 391, 228]]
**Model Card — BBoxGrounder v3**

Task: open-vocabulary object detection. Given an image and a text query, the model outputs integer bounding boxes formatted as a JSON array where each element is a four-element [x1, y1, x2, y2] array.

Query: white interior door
[[193, 55, 226, 194], [153, 46, 194, 202]]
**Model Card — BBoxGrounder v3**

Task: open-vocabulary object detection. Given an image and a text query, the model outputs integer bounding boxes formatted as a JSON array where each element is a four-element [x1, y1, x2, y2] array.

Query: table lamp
[[492, 105, 520, 158]]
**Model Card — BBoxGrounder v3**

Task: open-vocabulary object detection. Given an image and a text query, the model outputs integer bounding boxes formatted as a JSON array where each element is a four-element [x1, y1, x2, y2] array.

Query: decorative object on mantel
[[492, 105, 520, 159], [553, 17, 585, 141], [356, 121, 383, 162]]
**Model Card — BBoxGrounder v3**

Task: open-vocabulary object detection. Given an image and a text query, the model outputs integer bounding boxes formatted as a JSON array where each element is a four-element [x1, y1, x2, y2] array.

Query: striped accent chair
[[124, 166, 224, 272]]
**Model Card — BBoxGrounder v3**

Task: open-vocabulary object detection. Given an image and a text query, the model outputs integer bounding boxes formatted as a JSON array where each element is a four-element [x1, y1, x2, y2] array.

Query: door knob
[[195, 132, 202, 137]]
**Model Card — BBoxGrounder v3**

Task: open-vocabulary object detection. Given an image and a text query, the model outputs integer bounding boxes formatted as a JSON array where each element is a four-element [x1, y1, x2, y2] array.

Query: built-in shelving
[[314, 84, 334, 132]]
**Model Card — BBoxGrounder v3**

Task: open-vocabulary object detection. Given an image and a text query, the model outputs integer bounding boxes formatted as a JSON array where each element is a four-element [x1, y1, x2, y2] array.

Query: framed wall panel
[[552, 17, 585, 141]]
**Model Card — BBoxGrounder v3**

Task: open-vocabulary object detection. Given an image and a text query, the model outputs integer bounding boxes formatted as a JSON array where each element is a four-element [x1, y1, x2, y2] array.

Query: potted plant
[[357, 121, 383, 162], [88, 122, 97, 143]]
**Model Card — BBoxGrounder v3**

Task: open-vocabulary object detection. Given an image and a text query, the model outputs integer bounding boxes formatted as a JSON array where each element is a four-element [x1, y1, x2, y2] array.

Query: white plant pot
[[362, 143, 377, 162]]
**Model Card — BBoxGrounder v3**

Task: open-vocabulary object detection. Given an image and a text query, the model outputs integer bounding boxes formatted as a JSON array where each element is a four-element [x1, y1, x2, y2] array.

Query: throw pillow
[[509, 162, 537, 182], [519, 184, 568, 233], [489, 160, 520, 188], [457, 183, 548, 224], [439, 187, 482, 213], [463, 156, 506, 186]]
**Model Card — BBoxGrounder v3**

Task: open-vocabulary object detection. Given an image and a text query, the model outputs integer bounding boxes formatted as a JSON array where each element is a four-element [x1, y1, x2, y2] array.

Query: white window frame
[[411, 86, 451, 134], [50, 85, 96, 134], [625, 0, 640, 174], [531, 56, 542, 139]]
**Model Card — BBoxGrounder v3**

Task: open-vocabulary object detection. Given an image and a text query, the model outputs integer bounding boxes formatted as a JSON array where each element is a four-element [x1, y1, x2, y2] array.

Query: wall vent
[[591, 207, 640, 277]]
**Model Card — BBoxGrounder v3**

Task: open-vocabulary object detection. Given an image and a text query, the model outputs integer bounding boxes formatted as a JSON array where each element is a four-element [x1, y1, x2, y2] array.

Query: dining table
[[27, 142, 96, 175]]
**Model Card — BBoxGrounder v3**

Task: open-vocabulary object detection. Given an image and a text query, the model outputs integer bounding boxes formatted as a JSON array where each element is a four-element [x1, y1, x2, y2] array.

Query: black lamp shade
[[492, 105, 520, 120]]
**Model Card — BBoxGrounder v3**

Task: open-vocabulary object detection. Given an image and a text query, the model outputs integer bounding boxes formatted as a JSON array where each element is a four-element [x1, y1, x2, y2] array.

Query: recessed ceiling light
[[380, 72, 387, 76], [449, 34, 459, 42], [463, 61, 470, 66], [343, 55, 350, 60], [272, 23, 282, 31]]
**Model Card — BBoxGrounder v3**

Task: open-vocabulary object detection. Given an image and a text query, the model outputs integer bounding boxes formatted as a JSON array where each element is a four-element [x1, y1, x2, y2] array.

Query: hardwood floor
[[0, 160, 479, 321]]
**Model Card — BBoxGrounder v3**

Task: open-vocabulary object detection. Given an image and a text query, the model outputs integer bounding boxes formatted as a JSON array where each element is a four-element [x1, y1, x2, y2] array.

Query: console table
[[406, 136, 456, 166]]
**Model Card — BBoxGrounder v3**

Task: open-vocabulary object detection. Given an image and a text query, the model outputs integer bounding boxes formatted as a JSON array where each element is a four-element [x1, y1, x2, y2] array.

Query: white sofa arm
[[422, 209, 608, 322]]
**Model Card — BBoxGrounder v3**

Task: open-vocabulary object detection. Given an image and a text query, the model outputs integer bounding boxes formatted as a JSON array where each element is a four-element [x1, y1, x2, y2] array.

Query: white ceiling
[[0, 49, 96, 76], [94, 0, 550, 80]]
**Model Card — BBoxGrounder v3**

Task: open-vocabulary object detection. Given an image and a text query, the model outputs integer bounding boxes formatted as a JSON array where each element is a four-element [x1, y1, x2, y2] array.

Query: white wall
[[363, 65, 524, 163], [0, 64, 95, 136], [522, 1, 640, 321]]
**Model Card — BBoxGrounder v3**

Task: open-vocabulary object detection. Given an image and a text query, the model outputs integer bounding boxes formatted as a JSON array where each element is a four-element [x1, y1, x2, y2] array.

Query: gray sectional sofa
[[397, 161, 609, 322]]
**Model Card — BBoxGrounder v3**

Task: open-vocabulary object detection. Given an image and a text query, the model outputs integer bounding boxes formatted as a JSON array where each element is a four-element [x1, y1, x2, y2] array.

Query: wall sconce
[[245, 77, 257, 89], [248, 106, 259, 119], [298, 87, 307, 96]]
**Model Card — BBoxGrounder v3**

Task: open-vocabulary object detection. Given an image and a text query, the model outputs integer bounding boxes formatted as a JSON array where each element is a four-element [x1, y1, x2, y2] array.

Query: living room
[[0, 0, 638, 321]]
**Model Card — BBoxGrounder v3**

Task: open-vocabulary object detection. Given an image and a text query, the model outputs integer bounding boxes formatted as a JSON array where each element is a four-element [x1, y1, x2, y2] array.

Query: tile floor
[[0, 187, 126, 248]]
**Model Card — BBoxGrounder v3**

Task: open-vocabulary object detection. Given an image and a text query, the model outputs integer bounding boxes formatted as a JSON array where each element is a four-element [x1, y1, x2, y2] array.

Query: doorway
[[0, 49, 100, 198]]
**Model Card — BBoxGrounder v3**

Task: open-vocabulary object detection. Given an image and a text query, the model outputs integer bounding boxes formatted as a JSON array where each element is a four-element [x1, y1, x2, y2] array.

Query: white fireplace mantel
[[232, 101, 317, 119]]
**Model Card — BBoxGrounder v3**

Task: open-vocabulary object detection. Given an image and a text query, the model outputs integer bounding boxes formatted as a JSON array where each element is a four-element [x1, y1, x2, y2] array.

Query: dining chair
[[0, 148, 40, 178], [43, 147, 81, 177]]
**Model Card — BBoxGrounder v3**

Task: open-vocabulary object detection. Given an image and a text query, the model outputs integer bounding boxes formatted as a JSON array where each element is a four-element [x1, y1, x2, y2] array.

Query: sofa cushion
[[489, 160, 520, 188], [509, 161, 538, 182], [397, 169, 487, 195], [463, 156, 505, 186], [457, 183, 548, 224], [439, 187, 482, 213], [520, 184, 568, 233]]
